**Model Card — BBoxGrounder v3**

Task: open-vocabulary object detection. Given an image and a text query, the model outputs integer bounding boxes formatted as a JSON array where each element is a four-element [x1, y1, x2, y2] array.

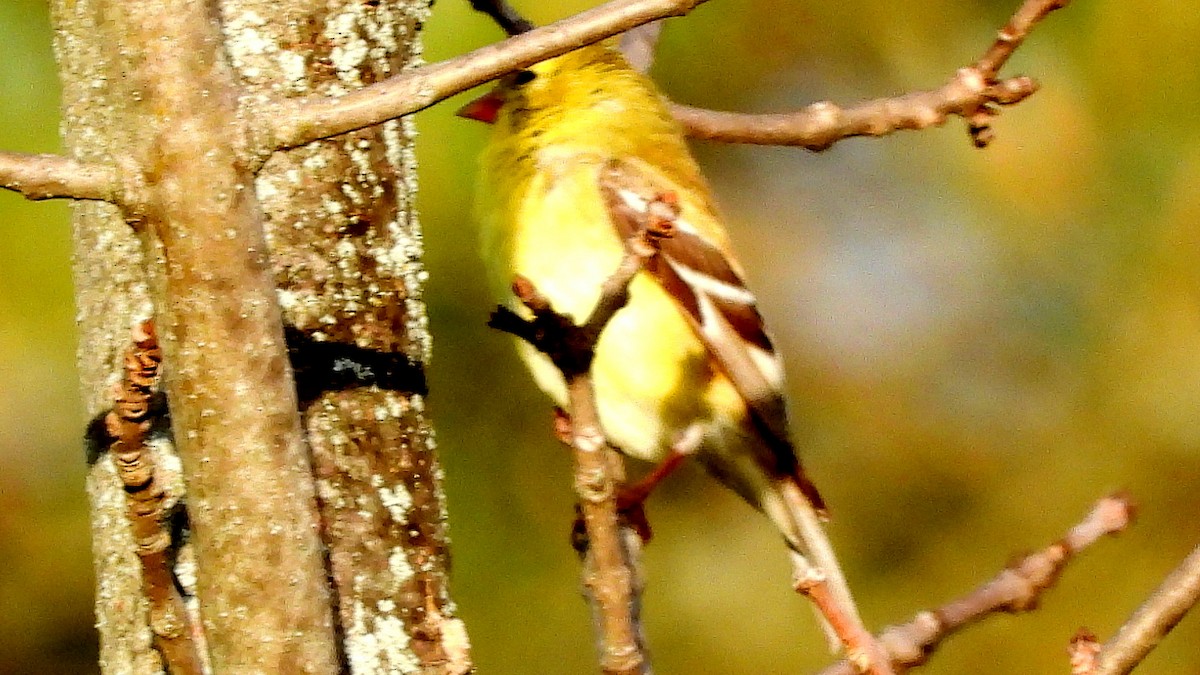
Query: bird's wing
[[598, 158, 819, 503]]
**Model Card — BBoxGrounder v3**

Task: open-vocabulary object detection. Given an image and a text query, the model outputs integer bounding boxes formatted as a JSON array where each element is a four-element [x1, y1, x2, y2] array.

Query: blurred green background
[[3, 0, 1198, 672]]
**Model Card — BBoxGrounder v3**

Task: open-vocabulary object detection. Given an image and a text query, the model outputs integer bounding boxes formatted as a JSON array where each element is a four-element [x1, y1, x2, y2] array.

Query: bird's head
[[457, 45, 660, 142]]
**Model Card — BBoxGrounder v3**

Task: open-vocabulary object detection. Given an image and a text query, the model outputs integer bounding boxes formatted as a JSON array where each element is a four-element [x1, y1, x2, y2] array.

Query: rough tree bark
[[54, 0, 466, 672]]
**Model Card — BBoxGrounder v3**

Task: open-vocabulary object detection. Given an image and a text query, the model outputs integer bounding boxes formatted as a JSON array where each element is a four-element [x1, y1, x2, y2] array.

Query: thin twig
[[0, 150, 120, 202], [573, 185, 676, 675], [106, 320, 204, 675], [671, 75, 1036, 150], [793, 555, 894, 675], [975, 0, 1070, 76], [1093, 542, 1200, 675], [674, 0, 1068, 149], [567, 375, 649, 675], [266, 0, 708, 149], [816, 494, 1135, 675], [489, 266, 652, 675], [962, 0, 1070, 146]]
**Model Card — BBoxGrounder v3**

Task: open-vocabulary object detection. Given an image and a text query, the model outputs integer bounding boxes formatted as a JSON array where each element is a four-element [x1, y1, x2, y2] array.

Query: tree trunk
[[52, 0, 468, 671]]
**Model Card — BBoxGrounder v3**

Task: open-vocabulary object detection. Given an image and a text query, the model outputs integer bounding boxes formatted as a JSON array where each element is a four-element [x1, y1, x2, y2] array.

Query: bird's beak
[[456, 88, 504, 125]]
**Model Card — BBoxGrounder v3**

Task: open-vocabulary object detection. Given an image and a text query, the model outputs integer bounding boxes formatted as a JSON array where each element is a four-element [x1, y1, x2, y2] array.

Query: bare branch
[[263, 0, 1068, 154], [489, 266, 653, 675], [817, 494, 1135, 675], [672, 75, 1037, 150], [793, 556, 894, 675], [1093, 542, 1200, 675], [265, 0, 708, 149], [566, 380, 649, 675], [0, 150, 120, 202], [571, 188, 676, 675], [487, 170, 682, 675], [674, 0, 1068, 149]]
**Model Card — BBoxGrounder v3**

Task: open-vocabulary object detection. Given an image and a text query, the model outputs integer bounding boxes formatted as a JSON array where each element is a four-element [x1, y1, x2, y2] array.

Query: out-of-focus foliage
[[3, 0, 1197, 673], [0, 1, 96, 674]]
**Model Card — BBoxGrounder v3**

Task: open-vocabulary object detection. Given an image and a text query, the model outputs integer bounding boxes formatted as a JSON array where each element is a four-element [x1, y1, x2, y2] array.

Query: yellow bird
[[461, 43, 874, 657]]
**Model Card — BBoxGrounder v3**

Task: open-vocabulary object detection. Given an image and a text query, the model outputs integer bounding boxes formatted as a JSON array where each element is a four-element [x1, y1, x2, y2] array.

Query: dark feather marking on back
[[702, 291, 774, 352], [606, 187, 774, 353]]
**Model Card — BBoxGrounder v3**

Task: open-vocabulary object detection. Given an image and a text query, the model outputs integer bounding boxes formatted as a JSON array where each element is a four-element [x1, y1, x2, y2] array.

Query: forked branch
[[273, 0, 1068, 151], [673, 0, 1069, 149], [487, 170, 678, 675], [816, 494, 1135, 675], [2, 0, 1072, 204]]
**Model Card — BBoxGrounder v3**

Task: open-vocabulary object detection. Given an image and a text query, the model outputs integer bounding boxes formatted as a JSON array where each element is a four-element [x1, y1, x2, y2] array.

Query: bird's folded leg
[[618, 424, 702, 509], [791, 553, 894, 675], [614, 424, 703, 542], [552, 407, 575, 445]]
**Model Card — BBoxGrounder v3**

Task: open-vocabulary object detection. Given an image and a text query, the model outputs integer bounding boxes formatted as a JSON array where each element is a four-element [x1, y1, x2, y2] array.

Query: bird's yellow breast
[[482, 153, 724, 460]]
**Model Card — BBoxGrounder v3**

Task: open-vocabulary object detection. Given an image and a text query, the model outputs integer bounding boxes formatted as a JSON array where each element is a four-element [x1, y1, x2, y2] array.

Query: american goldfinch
[[461, 44, 871, 655]]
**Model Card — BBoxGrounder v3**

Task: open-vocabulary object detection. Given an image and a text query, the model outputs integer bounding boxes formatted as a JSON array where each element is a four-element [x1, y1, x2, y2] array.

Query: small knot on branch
[[792, 563, 829, 593], [488, 276, 598, 380], [575, 462, 615, 502], [953, 68, 1043, 148], [1069, 628, 1101, 675], [879, 612, 941, 666], [989, 76, 1040, 104]]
